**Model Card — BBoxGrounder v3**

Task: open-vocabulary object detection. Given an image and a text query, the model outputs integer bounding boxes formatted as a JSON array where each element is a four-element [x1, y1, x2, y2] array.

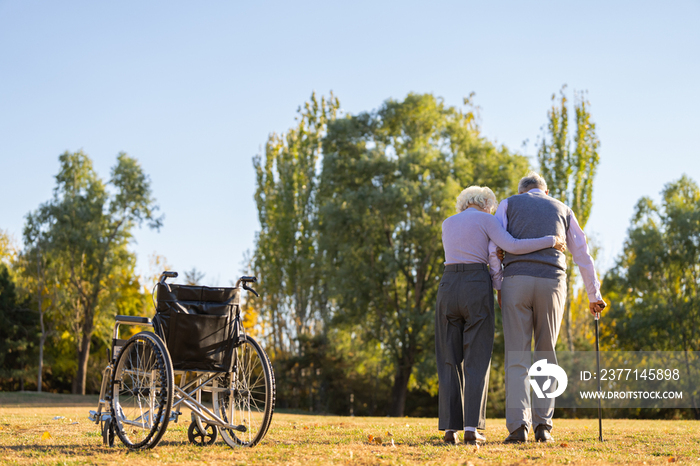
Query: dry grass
[[1, 392, 698, 465]]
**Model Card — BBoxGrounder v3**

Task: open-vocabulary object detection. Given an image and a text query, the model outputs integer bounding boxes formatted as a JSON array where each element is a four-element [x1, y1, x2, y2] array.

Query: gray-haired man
[[488, 172, 606, 443]]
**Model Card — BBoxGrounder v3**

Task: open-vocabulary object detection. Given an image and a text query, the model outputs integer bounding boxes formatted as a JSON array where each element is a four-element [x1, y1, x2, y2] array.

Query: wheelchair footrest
[[88, 410, 112, 423]]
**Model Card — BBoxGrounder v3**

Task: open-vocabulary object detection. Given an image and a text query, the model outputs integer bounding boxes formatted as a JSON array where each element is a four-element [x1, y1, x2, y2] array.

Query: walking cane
[[595, 310, 603, 441]]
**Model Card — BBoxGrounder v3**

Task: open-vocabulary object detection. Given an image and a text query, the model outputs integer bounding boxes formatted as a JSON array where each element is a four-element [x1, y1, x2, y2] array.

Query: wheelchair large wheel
[[212, 336, 275, 447], [111, 331, 174, 449]]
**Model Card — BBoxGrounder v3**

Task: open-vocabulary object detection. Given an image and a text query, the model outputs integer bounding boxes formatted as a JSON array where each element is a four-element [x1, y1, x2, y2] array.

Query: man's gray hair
[[456, 186, 497, 214], [518, 172, 548, 194]]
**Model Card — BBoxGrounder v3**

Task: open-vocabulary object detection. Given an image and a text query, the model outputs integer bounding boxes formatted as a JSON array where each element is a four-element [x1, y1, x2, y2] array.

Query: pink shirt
[[442, 207, 557, 285], [488, 189, 603, 301]]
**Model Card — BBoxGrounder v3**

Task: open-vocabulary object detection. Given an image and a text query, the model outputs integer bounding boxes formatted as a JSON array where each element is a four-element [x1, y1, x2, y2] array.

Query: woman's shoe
[[443, 431, 458, 444], [464, 431, 486, 445]]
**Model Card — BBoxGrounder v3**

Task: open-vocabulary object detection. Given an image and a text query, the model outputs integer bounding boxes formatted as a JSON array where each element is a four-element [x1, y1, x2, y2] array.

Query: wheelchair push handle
[[159, 271, 178, 284], [236, 276, 259, 297]]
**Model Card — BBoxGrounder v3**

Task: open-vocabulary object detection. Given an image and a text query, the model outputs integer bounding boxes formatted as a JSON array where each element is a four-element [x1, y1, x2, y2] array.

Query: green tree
[[24, 150, 161, 394], [15, 242, 60, 392], [183, 267, 205, 286], [318, 93, 528, 416], [0, 261, 37, 390], [537, 86, 600, 351], [252, 92, 339, 357], [603, 175, 700, 418], [0, 229, 38, 391]]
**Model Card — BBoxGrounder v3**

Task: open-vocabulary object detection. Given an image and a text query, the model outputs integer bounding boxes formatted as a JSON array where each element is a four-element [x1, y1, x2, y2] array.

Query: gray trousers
[[436, 263, 494, 431], [502, 275, 566, 434]]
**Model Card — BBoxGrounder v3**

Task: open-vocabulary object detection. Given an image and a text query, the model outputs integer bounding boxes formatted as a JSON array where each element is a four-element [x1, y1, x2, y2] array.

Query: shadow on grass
[[0, 391, 99, 407], [4, 439, 235, 453], [3, 444, 127, 453]]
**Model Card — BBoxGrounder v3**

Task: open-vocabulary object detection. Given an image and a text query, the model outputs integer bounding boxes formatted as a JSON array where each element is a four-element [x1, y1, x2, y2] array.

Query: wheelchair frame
[[89, 272, 275, 449]]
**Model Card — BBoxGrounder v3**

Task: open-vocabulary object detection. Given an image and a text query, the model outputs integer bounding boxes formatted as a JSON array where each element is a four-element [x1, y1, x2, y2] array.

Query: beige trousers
[[502, 275, 566, 434]]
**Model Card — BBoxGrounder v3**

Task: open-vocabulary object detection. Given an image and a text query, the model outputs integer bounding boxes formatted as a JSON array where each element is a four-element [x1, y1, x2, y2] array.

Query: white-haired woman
[[437, 185, 565, 445]]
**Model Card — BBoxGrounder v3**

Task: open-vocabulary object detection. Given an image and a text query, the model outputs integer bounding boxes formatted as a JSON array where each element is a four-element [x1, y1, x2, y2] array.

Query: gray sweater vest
[[503, 191, 571, 279]]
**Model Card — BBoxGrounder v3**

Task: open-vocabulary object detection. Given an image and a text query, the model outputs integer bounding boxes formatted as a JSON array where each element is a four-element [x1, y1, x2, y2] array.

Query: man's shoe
[[534, 425, 554, 443], [463, 430, 486, 445], [443, 431, 458, 444], [504, 425, 528, 444]]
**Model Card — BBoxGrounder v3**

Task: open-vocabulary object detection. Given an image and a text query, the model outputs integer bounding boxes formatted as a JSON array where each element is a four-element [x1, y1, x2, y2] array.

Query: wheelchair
[[89, 271, 275, 449]]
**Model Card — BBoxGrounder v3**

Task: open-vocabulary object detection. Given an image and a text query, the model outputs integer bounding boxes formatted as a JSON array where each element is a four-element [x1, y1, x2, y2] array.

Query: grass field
[[1, 392, 698, 465]]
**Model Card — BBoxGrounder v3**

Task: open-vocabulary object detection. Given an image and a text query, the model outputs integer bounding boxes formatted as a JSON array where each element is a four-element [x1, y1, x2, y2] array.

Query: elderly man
[[489, 172, 606, 443]]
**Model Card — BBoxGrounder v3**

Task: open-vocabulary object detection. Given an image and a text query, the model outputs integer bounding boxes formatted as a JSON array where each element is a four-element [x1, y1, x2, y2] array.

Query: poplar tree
[[537, 87, 600, 351], [252, 92, 339, 357]]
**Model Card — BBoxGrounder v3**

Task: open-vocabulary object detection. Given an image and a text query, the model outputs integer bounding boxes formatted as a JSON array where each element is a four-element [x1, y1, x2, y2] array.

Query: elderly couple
[[436, 172, 606, 445]]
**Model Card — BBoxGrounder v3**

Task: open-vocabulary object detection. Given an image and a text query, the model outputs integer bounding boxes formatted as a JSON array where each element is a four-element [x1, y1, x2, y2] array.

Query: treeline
[[2, 92, 698, 421], [602, 176, 700, 419], [248, 91, 699, 419]]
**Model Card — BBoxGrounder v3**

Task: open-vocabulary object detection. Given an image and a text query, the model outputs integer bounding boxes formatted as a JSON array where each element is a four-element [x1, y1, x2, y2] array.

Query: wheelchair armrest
[[115, 315, 151, 325]]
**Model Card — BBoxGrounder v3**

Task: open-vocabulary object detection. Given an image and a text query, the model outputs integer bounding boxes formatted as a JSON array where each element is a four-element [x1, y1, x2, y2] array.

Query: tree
[[603, 175, 700, 418], [24, 150, 161, 394], [318, 93, 528, 416], [15, 242, 59, 392], [183, 267, 205, 286], [252, 92, 340, 357], [0, 229, 39, 391], [537, 86, 600, 351], [0, 261, 37, 390]]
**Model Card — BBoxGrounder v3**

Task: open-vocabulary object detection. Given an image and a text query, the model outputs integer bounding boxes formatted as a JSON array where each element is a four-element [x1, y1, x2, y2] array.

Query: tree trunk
[[72, 309, 94, 395], [38, 333, 45, 392], [73, 334, 92, 395], [36, 248, 45, 392], [389, 359, 413, 417], [371, 363, 379, 415]]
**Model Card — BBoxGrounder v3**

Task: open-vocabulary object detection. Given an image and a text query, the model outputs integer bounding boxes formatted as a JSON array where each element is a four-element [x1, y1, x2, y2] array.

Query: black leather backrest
[[156, 283, 237, 315]]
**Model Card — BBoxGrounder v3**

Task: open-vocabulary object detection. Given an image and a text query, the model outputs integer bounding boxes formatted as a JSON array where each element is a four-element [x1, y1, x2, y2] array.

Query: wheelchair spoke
[[212, 336, 275, 448], [111, 332, 173, 449]]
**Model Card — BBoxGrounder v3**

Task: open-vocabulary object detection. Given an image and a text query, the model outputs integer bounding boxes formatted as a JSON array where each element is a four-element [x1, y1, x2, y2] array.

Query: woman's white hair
[[455, 186, 497, 213]]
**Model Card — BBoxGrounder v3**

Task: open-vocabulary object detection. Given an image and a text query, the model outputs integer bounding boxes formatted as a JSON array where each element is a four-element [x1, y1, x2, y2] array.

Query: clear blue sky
[[1, 0, 699, 286]]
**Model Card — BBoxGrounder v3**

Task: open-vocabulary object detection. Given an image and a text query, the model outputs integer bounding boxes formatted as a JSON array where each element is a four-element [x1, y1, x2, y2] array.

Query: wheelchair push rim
[[212, 335, 275, 447], [110, 331, 174, 450]]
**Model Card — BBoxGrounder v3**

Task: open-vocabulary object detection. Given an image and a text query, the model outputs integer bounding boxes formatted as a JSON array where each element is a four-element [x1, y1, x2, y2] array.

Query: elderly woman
[[437, 186, 565, 445]]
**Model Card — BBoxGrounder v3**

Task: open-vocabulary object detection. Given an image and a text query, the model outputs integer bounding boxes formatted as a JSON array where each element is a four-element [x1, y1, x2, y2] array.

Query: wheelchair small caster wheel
[[188, 421, 218, 446], [101, 418, 114, 447]]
